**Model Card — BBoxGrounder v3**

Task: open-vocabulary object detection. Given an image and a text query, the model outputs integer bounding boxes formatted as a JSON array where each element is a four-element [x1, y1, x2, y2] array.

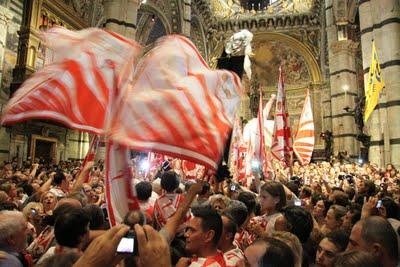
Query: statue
[[320, 130, 333, 161]]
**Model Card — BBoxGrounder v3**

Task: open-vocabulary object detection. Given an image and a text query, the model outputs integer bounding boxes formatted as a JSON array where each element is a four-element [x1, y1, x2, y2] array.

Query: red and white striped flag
[[293, 89, 315, 165], [271, 67, 293, 167], [109, 35, 242, 171], [80, 135, 100, 183], [229, 117, 243, 180], [105, 140, 140, 226], [1, 27, 141, 134]]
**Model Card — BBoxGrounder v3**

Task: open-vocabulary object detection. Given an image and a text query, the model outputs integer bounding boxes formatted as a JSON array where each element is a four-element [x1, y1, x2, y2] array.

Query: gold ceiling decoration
[[210, 0, 315, 19]]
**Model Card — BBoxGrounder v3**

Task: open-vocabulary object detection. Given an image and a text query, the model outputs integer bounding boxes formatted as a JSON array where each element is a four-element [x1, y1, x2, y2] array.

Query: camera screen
[[117, 237, 134, 253]]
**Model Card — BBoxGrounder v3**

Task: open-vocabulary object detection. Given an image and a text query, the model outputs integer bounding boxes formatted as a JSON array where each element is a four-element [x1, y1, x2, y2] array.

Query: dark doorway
[[35, 140, 53, 163]]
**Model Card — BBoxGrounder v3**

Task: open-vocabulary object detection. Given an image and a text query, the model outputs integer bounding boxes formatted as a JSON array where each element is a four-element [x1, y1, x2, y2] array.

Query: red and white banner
[[105, 140, 140, 226], [293, 89, 315, 165], [1, 27, 141, 134], [109, 35, 242, 170], [271, 67, 293, 167]]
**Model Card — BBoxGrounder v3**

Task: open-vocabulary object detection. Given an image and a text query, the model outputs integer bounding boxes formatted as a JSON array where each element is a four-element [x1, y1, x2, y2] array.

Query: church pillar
[[0, 6, 13, 163], [182, 0, 191, 37], [326, 0, 360, 159], [0, 6, 12, 100], [103, 0, 140, 39], [360, 0, 400, 168]]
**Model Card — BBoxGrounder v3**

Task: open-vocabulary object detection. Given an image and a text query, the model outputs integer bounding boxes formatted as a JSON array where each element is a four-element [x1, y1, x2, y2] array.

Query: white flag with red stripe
[[109, 35, 242, 171], [79, 135, 100, 183], [105, 140, 140, 226], [271, 67, 293, 166], [1, 27, 141, 134], [254, 91, 265, 161], [262, 94, 276, 147], [293, 89, 315, 165]]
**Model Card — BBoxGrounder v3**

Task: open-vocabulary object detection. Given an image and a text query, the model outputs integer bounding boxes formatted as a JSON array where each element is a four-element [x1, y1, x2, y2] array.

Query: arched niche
[[190, 16, 208, 61], [136, 4, 172, 46]]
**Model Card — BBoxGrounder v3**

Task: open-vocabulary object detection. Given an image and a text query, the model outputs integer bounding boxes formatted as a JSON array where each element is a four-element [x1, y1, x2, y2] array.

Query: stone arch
[[253, 32, 323, 85], [208, 32, 322, 85], [136, 3, 172, 45], [332, 0, 358, 24]]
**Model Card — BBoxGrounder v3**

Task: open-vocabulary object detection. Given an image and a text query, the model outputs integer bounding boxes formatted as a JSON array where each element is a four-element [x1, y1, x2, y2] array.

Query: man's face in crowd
[[325, 208, 340, 231], [341, 211, 354, 231], [315, 238, 340, 267], [184, 217, 207, 255], [346, 222, 366, 252], [42, 192, 56, 211]]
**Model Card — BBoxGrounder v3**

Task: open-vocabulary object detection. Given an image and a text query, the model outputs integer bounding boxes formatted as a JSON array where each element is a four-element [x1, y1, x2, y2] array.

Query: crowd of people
[[0, 154, 400, 267]]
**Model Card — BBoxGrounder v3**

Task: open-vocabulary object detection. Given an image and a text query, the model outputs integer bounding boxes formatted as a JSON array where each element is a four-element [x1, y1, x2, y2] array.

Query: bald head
[[347, 216, 398, 264]]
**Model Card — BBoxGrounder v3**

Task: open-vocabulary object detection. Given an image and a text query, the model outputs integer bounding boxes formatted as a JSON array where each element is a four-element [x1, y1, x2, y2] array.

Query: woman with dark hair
[[333, 250, 379, 267], [246, 182, 286, 243], [312, 197, 332, 228]]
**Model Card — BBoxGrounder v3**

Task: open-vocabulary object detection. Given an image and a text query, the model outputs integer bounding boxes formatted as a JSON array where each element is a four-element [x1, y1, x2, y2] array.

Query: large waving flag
[[271, 66, 292, 166], [105, 141, 140, 226], [109, 35, 242, 170], [364, 41, 385, 123], [1, 27, 141, 134], [293, 89, 314, 165]]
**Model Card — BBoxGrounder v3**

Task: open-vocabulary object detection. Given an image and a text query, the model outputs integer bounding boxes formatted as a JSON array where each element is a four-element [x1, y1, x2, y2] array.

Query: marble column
[[326, 0, 360, 159], [360, 0, 400, 168], [0, 6, 12, 98], [182, 0, 191, 37], [0, 6, 13, 163], [103, 0, 140, 39]]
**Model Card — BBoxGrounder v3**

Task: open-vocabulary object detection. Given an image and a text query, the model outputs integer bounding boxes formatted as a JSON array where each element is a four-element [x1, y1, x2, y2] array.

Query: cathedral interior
[[0, 0, 398, 167]]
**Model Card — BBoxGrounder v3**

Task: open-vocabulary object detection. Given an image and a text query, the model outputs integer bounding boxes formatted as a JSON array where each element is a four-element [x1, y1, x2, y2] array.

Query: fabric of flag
[[1, 27, 142, 134], [109, 35, 242, 171], [364, 41, 385, 123], [105, 140, 140, 226], [254, 91, 265, 161], [262, 94, 276, 147], [293, 89, 315, 165], [228, 117, 243, 180], [79, 135, 100, 183], [271, 67, 293, 167]]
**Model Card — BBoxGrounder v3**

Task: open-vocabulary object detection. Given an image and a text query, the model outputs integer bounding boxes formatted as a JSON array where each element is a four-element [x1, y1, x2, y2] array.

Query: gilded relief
[[252, 40, 311, 89], [210, 0, 314, 19]]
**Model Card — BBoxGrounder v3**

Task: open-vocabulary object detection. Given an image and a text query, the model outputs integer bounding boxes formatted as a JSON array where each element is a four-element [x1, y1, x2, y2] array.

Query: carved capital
[[0, 6, 13, 25], [330, 40, 359, 54]]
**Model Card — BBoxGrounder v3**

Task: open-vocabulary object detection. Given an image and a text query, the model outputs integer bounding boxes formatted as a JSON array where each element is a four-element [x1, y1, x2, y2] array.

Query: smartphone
[[230, 184, 237, 191], [376, 200, 382, 208], [116, 231, 138, 255], [294, 199, 302, 207], [30, 208, 37, 216]]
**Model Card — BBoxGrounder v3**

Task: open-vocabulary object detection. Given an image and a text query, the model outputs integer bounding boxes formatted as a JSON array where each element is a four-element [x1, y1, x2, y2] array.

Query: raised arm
[[161, 182, 203, 242]]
